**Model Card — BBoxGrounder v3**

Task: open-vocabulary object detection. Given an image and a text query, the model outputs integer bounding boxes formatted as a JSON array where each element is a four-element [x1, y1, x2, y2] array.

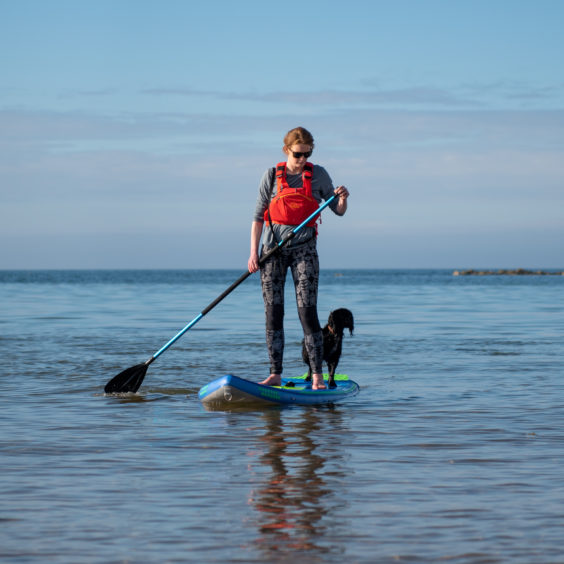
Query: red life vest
[[264, 162, 320, 228]]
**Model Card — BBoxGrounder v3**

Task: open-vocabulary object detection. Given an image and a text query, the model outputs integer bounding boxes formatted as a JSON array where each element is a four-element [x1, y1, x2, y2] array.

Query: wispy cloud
[[460, 79, 564, 105], [2, 105, 562, 156], [58, 88, 118, 99], [141, 86, 480, 108], [140, 80, 564, 109]]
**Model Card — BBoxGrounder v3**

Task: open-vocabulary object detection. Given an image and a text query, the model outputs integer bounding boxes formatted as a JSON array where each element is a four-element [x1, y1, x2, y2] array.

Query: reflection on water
[[247, 407, 347, 559]]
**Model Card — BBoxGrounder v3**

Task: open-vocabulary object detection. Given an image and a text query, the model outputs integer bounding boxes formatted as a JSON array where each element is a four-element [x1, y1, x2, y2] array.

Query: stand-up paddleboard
[[198, 374, 359, 407]]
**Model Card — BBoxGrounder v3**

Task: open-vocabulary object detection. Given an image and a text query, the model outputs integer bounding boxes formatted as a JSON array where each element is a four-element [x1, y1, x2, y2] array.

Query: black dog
[[302, 308, 354, 388]]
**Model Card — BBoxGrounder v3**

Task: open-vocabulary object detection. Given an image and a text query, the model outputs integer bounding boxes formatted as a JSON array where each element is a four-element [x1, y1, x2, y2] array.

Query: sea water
[[1, 269, 563, 563]]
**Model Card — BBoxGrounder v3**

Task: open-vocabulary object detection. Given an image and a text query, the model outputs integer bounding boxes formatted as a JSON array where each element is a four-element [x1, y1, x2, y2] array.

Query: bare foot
[[312, 374, 326, 390], [259, 374, 282, 386]]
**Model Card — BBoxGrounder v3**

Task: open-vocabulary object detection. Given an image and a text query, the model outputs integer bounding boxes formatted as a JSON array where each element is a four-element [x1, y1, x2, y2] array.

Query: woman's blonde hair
[[283, 127, 315, 150]]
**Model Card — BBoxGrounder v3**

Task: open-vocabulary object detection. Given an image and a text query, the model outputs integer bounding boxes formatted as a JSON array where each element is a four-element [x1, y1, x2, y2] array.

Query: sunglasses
[[291, 150, 312, 159]]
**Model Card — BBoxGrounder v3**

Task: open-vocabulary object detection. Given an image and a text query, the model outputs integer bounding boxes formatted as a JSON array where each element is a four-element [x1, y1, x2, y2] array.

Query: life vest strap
[[275, 162, 313, 197], [265, 161, 319, 231]]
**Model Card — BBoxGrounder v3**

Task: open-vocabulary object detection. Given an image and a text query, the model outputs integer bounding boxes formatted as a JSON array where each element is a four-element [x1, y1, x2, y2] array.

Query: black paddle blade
[[104, 363, 148, 394]]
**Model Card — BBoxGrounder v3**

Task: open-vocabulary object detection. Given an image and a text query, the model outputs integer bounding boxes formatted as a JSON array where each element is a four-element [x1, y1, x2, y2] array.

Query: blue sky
[[1, 0, 563, 268]]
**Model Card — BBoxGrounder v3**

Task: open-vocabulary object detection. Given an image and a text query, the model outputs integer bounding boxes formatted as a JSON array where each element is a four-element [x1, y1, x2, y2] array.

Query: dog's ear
[[340, 309, 354, 335], [347, 311, 354, 335]]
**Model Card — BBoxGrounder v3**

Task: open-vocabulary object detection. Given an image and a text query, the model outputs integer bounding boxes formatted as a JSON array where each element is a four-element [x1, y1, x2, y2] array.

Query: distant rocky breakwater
[[453, 268, 564, 276]]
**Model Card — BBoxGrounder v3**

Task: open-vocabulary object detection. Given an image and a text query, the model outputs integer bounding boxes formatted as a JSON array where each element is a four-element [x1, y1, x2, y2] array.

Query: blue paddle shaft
[[152, 313, 203, 360], [149, 194, 337, 363], [290, 194, 336, 236]]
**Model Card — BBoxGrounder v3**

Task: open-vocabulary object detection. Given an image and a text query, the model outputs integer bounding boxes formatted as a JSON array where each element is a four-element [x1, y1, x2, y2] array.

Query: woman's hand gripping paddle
[[104, 195, 337, 394]]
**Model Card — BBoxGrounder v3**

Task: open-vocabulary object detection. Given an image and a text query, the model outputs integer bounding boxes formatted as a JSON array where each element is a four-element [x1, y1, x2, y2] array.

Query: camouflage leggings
[[260, 238, 323, 374]]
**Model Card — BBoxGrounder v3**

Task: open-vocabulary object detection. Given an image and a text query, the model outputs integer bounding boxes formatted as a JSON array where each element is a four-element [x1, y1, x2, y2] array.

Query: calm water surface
[[1, 269, 563, 563]]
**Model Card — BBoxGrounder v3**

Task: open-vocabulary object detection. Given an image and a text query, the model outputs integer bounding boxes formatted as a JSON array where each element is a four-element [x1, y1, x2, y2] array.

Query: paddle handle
[[148, 195, 337, 362]]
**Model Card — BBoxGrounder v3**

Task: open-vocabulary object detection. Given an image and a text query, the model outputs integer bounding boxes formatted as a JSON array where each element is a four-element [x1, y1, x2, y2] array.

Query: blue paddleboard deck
[[198, 373, 359, 408]]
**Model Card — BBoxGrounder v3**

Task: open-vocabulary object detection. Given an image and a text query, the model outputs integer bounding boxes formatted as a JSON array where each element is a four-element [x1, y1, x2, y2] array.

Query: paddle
[[104, 195, 337, 394]]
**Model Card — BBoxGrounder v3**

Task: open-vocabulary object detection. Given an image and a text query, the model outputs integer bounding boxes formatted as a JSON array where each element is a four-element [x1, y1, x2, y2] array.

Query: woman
[[248, 127, 349, 390]]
